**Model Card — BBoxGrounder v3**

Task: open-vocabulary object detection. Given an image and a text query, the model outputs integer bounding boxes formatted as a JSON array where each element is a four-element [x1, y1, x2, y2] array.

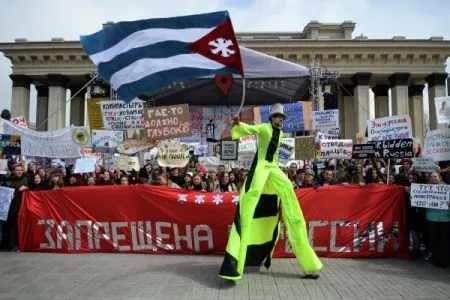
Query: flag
[[80, 11, 243, 102]]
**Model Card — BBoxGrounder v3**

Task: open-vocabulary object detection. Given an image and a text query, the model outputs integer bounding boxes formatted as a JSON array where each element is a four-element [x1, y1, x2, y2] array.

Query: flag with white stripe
[[80, 11, 243, 102]]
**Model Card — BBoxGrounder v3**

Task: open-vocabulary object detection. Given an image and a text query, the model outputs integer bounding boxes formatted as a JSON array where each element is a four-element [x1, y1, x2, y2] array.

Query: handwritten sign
[[87, 98, 106, 130], [367, 115, 412, 141], [435, 97, 450, 124], [0, 186, 15, 221], [0, 134, 21, 156], [313, 110, 339, 130], [92, 130, 124, 153], [114, 156, 140, 171], [74, 157, 96, 174], [319, 139, 353, 159], [157, 142, 190, 168], [423, 128, 450, 162], [101, 100, 145, 130], [352, 144, 375, 159], [220, 140, 238, 160], [239, 135, 257, 153], [295, 136, 316, 160], [316, 127, 340, 142], [260, 102, 304, 132], [412, 158, 437, 173], [11, 116, 28, 128], [144, 104, 192, 140], [194, 144, 208, 156], [411, 184, 449, 210], [370, 139, 414, 159], [279, 138, 295, 166]]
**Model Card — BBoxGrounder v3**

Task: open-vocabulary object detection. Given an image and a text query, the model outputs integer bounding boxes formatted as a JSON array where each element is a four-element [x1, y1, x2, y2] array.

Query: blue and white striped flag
[[80, 11, 243, 102]]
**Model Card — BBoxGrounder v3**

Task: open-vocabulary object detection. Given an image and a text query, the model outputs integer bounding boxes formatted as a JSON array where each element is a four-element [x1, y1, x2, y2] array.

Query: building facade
[[0, 21, 449, 142]]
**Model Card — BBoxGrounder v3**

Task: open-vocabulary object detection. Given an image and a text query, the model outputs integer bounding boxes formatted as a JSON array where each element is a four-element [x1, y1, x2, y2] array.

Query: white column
[[9, 75, 32, 120], [372, 85, 389, 118], [408, 84, 425, 142], [389, 73, 410, 116], [69, 85, 86, 126], [47, 74, 69, 130], [351, 73, 372, 141], [426, 73, 448, 130], [35, 86, 48, 131]]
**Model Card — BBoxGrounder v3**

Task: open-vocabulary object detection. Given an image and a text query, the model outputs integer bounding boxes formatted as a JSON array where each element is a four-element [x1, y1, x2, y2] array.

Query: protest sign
[[370, 139, 414, 159], [279, 138, 295, 166], [3, 120, 87, 158], [87, 98, 106, 130], [116, 139, 155, 155], [423, 128, 450, 162], [260, 102, 304, 132], [194, 144, 208, 156], [0, 186, 15, 221], [220, 140, 238, 160], [0, 159, 8, 175], [101, 100, 145, 130], [0, 134, 21, 156], [412, 158, 437, 173], [74, 157, 96, 174], [114, 156, 141, 171], [367, 115, 412, 141], [295, 136, 316, 160], [11, 116, 28, 128], [434, 97, 450, 124], [239, 135, 257, 153], [352, 144, 375, 159], [319, 139, 353, 159], [144, 104, 192, 140], [313, 110, 339, 130], [316, 127, 340, 142], [157, 142, 190, 168], [411, 184, 450, 210], [92, 130, 124, 153]]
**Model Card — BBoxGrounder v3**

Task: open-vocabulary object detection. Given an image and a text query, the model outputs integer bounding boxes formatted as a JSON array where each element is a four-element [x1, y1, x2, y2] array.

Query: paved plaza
[[0, 252, 449, 299]]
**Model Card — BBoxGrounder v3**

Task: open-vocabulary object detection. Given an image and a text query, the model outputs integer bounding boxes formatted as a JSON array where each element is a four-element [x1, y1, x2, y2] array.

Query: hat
[[186, 172, 193, 177], [269, 103, 286, 119], [197, 165, 207, 173], [305, 169, 315, 177]]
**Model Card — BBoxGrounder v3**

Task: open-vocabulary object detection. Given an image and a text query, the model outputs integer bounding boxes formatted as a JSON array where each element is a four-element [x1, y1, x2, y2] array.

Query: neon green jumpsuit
[[219, 122, 323, 280]]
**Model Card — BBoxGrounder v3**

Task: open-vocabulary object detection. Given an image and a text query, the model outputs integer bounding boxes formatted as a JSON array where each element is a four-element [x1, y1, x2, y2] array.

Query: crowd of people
[[0, 154, 449, 268]]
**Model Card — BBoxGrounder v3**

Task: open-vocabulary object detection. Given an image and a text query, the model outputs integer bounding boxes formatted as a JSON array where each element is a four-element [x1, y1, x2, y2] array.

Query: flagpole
[[236, 77, 246, 116], [35, 74, 99, 130]]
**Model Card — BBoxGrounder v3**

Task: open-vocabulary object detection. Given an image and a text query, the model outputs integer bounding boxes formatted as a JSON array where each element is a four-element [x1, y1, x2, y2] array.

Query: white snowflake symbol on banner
[[194, 194, 206, 204], [177, 194, 188, 204], [212, 194, 223, 205], [209, 38, 235, 58], [232, 195, 239, 205]]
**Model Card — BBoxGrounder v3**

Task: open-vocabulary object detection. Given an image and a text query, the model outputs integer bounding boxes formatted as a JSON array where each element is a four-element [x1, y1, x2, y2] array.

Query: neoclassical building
[[1, 21, 449, 142]]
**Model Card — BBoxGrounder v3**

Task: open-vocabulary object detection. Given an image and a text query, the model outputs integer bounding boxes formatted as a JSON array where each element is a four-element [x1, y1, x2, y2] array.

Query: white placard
[[367, 115, 412, 141], [319, 139, 353, 159], [0, 159, 8, 175], [194, 144, 208, 156], [92, 130, 124, 153], [114, 156, 141, 171], [0, 186, 15, 221], [435, 97, 450, 124], [412, 158, 437, 173], [74, 157, 96, 174], [101, 100, 145, 130], [316, 127, 340, 142], [313, 110, 339, 130], [239, 135, 257, 153], [278, 138, 295, 166], [411, 183, 450, 210], [3, 120, 89, 158], [221, 140, 238, 160], [423, 128, 450, 162]]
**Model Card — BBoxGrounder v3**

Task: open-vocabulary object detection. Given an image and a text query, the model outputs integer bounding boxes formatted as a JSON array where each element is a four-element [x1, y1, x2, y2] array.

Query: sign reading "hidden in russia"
[[144, 104, 192, 140]]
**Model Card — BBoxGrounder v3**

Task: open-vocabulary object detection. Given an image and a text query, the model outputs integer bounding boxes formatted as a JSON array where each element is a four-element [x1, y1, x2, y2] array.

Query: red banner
[[19, 184, 408, 258]]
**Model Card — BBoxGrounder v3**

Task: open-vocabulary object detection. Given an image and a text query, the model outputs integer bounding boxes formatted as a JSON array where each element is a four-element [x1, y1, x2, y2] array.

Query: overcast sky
[[0, 0, 449, 123]]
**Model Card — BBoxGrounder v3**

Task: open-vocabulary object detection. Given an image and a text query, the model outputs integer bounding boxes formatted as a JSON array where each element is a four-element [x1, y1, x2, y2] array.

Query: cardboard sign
[[370, 139, 414, 159], [260, 102, 304, 132], [295, 136, 316, 160], [352, 144, 375, 159], [423, 128, 450, 162], [220, 140, 238, 160], [157, 142, 190, 168], [0, 134, 21, 156], [313, 110, 339, 130], [319, 139, 353, 159], [87, 98, 106, 130], [144, 104, 192, 140], [92, 130, 124, 153], [0, 186, 15, 221], [11, 116, 28, 128], [101, 100, 145, 130], [114, 156, 141, 171], [435, 97, 450, 124], [412, 158, 437, 173], [74, 157, 96, 174], [367, 115, 412, 141], [411, 184, 450, 210]]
